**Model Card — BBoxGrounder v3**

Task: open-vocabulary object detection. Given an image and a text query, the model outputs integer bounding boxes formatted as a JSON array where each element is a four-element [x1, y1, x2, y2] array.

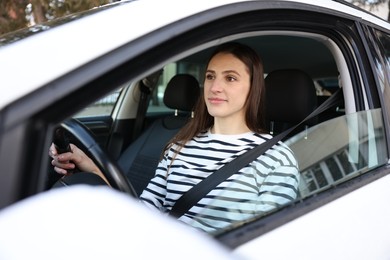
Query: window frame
[[360, 24, 390, 152]]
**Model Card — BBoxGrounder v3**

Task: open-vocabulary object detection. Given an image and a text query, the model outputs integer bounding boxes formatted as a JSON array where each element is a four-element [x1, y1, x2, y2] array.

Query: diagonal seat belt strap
[[169, 88, 343, 218]]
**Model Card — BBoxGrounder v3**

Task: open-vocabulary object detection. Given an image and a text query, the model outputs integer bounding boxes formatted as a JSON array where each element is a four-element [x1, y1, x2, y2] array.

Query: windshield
[[0, 2, 125, 47]]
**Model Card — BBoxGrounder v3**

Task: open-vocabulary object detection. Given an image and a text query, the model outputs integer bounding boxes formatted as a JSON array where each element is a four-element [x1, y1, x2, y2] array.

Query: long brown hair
[[164, 42, 267, 157]]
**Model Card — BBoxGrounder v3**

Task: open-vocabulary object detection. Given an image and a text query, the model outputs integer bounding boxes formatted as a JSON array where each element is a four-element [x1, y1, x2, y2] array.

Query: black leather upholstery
[[164, 74, 200, 111], [265, 69, 317, 135], [118, 74, 200, 195]]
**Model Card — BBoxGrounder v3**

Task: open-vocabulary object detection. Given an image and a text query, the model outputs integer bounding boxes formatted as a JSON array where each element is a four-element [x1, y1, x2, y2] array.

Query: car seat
[[265, 69, 318, 137], [118, 74, 200, 195]]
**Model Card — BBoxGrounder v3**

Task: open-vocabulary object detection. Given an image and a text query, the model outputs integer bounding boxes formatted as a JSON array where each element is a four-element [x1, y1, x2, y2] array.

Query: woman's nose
[[209, 79, 222, 92]]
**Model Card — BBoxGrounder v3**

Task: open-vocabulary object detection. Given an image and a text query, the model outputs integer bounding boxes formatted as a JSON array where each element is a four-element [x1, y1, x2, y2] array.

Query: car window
[[366, 27, 390, 122], [287, 108, 387, 198], [205, 30, 389, 235], [74, 89, 122, 118], [73, 29, 390, 236]]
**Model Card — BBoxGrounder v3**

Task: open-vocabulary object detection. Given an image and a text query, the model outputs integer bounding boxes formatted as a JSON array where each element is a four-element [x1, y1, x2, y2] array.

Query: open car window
[[132, 30, 390, 235], [63, 29, 389, 236]]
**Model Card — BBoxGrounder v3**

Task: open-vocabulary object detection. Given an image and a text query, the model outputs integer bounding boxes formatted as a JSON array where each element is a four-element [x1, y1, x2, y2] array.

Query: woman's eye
[[206, 74, 214, 80], [226, 76, 236, 82]]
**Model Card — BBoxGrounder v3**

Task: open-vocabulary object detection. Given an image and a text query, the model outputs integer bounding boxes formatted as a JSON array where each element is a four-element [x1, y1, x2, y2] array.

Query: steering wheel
[[55, 118, 137, 197]]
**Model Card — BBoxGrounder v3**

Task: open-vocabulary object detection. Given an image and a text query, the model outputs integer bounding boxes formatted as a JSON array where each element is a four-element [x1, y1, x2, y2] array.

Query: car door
[[1, 1, 390, 258]]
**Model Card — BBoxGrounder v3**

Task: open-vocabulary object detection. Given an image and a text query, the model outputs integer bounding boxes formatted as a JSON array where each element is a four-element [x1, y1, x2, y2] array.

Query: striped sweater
[[140, 130, 299, 233]]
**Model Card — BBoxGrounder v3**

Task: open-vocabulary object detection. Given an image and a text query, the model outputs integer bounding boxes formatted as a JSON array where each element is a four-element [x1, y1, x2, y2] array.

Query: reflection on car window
[[368, 28, 390, 122], [216, 107, 387, 235], [286, 108, 387, 198]]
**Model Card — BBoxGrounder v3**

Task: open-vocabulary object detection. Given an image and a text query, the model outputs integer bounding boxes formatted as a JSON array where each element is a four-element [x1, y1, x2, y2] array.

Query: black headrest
[[265, 69, 317, 124], [163, 74, 200, 111]]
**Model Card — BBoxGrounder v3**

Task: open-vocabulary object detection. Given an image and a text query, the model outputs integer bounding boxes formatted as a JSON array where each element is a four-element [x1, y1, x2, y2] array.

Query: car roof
[[0, 0, 388, 110]]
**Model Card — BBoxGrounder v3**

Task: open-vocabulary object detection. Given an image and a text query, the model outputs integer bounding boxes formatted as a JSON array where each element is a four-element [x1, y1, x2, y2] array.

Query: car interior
[[48, 29, 388, 234]]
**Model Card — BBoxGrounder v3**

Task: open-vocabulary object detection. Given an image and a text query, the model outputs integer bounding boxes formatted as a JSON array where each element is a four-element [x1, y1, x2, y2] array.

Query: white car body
[[1, 0, 389, 108], [0, 0, 389, 259]]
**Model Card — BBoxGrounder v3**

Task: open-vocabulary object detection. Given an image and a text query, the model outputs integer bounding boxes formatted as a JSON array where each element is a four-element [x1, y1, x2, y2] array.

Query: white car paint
[[0, 0, 388, 110], [0, 0, 241, 109], [236, 174, 390, 259], [0, 186, 243, 260]]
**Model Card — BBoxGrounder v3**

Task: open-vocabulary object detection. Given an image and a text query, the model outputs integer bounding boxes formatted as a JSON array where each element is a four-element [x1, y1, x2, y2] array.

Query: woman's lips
[[208, 97, 226, 104]]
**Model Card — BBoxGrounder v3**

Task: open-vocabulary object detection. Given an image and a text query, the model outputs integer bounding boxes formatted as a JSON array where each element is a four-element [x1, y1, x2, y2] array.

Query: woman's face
[[204, 52, 251, 122]]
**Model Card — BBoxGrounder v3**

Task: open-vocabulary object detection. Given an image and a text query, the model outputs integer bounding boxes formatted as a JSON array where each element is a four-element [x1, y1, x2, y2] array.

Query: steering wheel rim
[[59, 118, 137, 197]]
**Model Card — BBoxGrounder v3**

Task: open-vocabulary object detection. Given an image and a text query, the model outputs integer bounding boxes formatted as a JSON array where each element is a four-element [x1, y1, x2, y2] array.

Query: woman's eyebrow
[[222, 70, 241, 76], [206, 69, 241, 76]]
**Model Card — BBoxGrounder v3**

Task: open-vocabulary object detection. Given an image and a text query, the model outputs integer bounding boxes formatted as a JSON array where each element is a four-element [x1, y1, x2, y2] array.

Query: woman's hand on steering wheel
[[49, 143, 109, 185], [49, 119, 137, 197]]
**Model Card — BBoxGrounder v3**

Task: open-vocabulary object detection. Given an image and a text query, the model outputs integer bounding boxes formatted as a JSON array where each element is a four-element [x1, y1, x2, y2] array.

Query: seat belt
[[132, 70, 162, 140], [169, 88, 343, 218], [132, 81, 152, 140]]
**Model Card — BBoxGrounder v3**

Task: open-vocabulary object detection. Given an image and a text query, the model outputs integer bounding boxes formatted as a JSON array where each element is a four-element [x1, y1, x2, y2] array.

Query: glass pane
[[74, 89, 121, 117], [287, 108, 387, 199], [301, 170, 318, 193], [313, 165, 328, 188], [367, 28, 390, 122], [326, 157, 343, 181], [337, 150, 355, 176]]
